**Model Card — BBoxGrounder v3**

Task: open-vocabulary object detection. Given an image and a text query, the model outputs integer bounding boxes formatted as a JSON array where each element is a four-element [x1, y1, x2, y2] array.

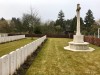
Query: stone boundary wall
[[0, 35, 25, 43], [0, 35, 47, 75]]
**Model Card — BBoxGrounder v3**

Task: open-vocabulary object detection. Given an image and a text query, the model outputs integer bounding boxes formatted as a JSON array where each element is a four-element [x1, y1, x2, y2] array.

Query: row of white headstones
[[0, 35, 47, 75], [0, 35, 25, 43], [0, 33, 8, 37]]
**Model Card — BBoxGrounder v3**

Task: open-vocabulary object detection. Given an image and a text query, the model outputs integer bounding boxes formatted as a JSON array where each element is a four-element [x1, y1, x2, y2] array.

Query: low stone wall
[[0, 35, 25, 43], [0, 35, 47, 75]]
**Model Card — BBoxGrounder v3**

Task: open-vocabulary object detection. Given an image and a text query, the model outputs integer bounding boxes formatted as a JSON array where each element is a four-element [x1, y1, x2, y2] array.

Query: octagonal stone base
[[64, 41, 95, 52]]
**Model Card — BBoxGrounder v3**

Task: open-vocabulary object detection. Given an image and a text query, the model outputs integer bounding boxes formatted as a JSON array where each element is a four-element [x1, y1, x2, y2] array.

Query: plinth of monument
[[64, 42, 94, 51], [64, 4, 95, 51]]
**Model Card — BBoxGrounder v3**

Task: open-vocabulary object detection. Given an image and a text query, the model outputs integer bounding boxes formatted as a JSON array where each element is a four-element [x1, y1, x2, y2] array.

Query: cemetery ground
[[0, 38, 36, 57], [26, 38, 100, 75]]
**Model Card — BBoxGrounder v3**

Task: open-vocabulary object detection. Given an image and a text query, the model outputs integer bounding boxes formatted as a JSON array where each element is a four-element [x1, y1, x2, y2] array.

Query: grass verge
[[0, 38, 36, 57], [26, 38, 100, 75], [14, 39, 47, 75]]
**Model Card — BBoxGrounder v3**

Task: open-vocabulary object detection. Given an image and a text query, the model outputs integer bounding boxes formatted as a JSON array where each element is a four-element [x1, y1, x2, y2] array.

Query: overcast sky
[[0, 0, 99, 22]]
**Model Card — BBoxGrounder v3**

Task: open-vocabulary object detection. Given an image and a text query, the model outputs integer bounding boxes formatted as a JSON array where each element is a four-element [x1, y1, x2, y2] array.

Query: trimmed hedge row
[[84, 36, 100, 46], [9, 34, 74, 38]]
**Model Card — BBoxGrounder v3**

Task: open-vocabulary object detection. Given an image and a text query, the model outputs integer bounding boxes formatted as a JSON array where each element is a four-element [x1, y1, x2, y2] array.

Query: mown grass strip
[[0, 38, 36, 57], [14, 39, 47, 75], [26, 38, 100, 75]]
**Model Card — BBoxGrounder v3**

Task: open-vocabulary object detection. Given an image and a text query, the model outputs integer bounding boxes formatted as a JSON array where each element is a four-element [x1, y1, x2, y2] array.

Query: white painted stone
[[13, 51, 17, 73], [20, 47, 26, 65], [0, 35, 47, 75], [16, 49, 21, 69], [64, 46, 95, 52], [9, 51, 16, 75], [64, 4, 95, 51], [23, 45, 27, 61], [70, 42, 88, 49], [73, 35, 84, 43], [0, 35, 25, 43], [0, 55, 9, 75], [32, 41, 36, 52], [23, 46, 26, 62], [35, 40, 38, 50], [0, 58, 2, 75], [19, 47, 23, 65], [18, 49, 22, 67]]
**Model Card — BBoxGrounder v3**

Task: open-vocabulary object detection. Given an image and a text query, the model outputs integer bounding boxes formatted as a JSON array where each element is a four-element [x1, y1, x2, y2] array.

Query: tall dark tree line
[[55, 10, 66, 31], [0, 9, 98, 36], [55, 9, 96, 35]]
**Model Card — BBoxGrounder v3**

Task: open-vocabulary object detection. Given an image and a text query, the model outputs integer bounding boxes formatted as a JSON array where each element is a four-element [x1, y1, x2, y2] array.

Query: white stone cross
[[64, 4, 95, 51], [76, 4, 81, 35]]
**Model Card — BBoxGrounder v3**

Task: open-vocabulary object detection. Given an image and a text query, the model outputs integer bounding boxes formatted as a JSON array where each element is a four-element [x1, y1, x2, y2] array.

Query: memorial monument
[[64, 4, 95, 51]]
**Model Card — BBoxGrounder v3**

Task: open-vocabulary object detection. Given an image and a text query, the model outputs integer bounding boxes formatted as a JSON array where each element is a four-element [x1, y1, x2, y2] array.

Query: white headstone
[[9, 51, 16, 75], [16, 49, 19, 69], [0, 55, 9, 75], [0, 57, 2, 75]]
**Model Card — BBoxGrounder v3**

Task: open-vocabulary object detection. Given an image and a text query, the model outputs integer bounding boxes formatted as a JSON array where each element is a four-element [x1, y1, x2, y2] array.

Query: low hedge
[[84, 36, 100, 46], [9, 34, 73, 38]]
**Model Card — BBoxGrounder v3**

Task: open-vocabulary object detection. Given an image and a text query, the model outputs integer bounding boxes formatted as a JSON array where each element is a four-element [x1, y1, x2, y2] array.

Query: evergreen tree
[[55, 10, 66, 31], [15, 18, 23, 33], [10, 17, 17, 32], [1, 17, 5, 21], [65, 19, 73, 31], [0, 18, 10, 33], [84, 9, 95, 33], [70, 16, 84, 32], [34, 25, 42, 34], [80, 17, 84, 31], [70, 16, 77, 32]]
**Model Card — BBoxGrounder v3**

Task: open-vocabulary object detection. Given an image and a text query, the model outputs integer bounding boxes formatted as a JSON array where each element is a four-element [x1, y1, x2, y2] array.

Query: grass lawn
[[26, 38, 100, 75], [0, 38, 36, 57]]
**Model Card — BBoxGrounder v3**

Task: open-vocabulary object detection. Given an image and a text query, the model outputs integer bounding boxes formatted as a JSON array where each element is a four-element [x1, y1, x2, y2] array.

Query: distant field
[[0, 38, 36, 57], [26, 38, 100, 75]]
